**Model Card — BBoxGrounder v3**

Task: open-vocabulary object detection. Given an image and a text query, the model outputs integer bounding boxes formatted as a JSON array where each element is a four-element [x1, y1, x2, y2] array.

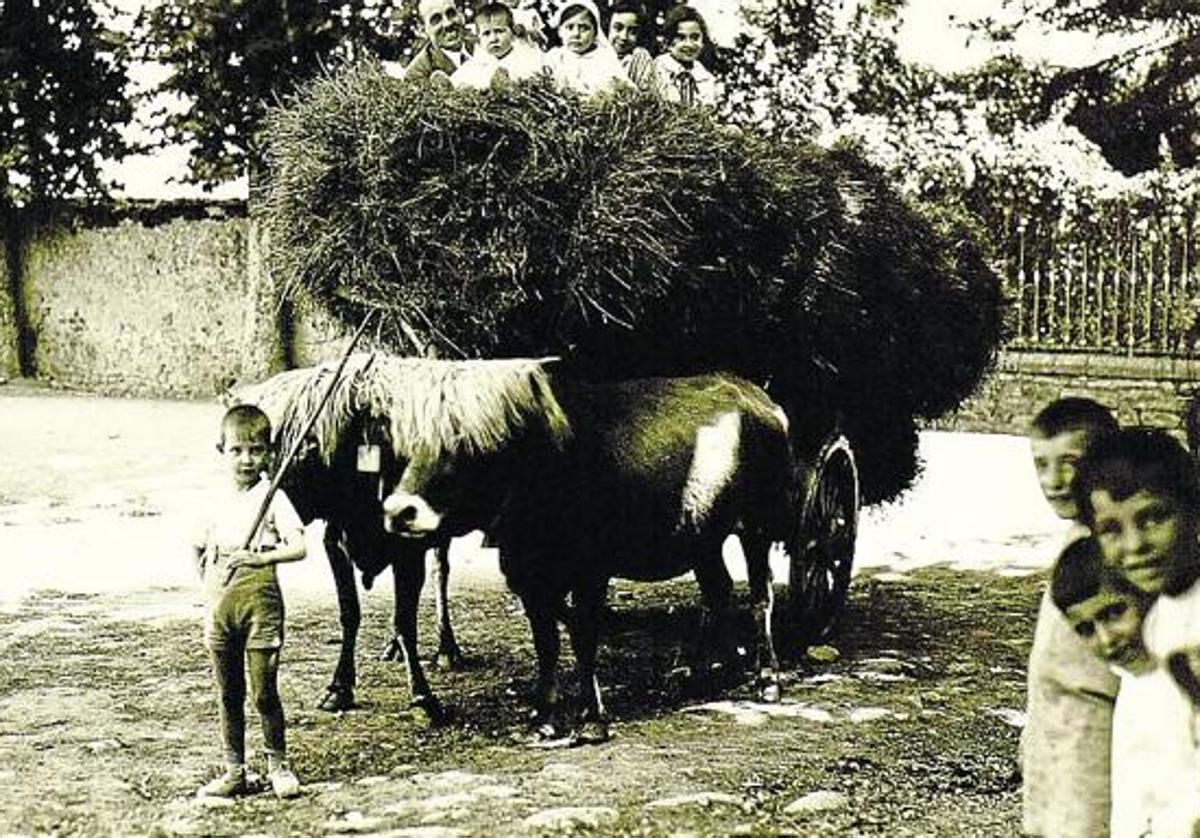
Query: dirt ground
[[0, 385, 1057, 837]]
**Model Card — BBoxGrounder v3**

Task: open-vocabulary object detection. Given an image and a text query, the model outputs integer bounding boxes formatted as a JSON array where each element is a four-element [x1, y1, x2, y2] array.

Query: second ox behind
[[377, 357, 799, 742]]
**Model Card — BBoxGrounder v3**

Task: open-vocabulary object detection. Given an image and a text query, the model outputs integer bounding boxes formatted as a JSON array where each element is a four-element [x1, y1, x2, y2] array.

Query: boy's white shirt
[[653, 53, 718, 106], [1102, 578, 1200, 837], [1109, 658, 1200, 838], [194, 478, 304, 555], [1143, 576, 1200, 661], [451, 40, 545, 89]]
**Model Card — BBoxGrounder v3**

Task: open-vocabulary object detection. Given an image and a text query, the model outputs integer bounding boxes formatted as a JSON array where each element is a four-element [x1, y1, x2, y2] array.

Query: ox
[[232, 360, 463, 718], [376, 359, 797, 743]]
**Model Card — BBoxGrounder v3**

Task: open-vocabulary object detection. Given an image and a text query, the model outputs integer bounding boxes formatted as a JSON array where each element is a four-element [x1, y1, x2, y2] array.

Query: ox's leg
[[565, 578, 610, 744], [387, 542, 446, 724], [691, 547, 738, 693], [522, 587, 566, 739], [321, 524, 360, 712], [431, 541, 464, 670], [742, 533, 782, 703]]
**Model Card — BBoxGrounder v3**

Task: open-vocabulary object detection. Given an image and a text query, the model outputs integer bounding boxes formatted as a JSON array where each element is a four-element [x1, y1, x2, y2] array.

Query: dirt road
[[0, 386, 1058, 836]]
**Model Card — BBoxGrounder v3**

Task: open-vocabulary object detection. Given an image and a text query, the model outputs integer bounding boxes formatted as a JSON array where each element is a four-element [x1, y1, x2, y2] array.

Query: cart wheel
[[790, 432, 859, 644]]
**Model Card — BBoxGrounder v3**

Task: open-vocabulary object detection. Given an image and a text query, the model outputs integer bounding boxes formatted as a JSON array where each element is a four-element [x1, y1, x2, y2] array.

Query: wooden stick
[[241, 311, 376, 551]]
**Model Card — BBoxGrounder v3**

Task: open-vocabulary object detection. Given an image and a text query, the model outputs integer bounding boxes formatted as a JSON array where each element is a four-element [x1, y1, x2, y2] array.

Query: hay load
[[258, 60, 1005, 503]]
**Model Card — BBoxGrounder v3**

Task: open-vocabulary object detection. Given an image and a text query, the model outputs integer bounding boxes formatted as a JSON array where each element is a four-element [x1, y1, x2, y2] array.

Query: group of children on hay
[[387, 0, 720, 105], [189, 390, 1200, 831]]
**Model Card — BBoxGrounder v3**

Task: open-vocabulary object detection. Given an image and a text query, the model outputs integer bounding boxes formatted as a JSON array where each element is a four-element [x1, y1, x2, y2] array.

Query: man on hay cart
[[245, 59, 1004, 740]]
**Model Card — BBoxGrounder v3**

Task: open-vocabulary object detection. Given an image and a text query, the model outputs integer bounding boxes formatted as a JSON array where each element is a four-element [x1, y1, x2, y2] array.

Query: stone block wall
[[5, 214, 1200, 435], [22, 219, 261, 397], [936, 351, 1200, 436]]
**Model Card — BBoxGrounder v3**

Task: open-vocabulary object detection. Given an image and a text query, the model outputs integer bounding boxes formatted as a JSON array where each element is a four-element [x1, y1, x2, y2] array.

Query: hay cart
[[260, 65, 1004, 649]]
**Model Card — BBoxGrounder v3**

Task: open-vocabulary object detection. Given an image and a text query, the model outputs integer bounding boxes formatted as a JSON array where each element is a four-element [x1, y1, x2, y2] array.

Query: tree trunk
[[0, 200, 35, 378]]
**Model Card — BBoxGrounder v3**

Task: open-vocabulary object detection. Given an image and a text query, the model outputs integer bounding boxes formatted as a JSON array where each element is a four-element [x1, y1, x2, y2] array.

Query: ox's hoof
[[671, 663, 724, 698], [433, 645, 464, 671], [571, 719, 610, 746], [410, 694, 448, 726], [758, 674, 782, 704], [526, 709, 569, 744], [318, 688, 355, 712], [378, 639, 402, 662]]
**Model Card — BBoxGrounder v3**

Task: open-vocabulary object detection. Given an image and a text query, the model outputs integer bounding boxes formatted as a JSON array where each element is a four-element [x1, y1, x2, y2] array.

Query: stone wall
[[936, 351, 1200, 435], [5, 215, 1200, 434], [1, 214, 358, 397], [21, 219, 262, 397]]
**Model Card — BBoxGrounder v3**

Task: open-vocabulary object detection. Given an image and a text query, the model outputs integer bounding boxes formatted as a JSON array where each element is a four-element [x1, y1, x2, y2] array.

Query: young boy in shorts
[[1021, 397, 1119, 837], [194, 405, 307, 799], [1070, 428, 1200, 837]]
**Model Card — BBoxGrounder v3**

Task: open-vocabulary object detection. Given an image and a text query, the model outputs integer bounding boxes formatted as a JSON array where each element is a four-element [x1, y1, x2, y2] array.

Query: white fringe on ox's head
[[229, 353, 572, 465]]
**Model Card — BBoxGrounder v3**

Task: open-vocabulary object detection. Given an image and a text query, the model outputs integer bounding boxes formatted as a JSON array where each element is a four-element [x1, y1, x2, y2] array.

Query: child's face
[[669, 20, 705, 64], [607, 12, 640, 57], [559, 8, 597, 54], [1090, 487, 1192, 595], [223, 427, 271, 490], [478, 15, 514, 58], [1031, 428, 1093, 520], [1064, 586, 1150, 669]]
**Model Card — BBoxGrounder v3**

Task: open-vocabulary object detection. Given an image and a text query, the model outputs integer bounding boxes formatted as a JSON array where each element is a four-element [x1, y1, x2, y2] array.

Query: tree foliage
[[134, 0, 409, 187], [0, 0, 132, 209], [972, 0, 1200, 175]]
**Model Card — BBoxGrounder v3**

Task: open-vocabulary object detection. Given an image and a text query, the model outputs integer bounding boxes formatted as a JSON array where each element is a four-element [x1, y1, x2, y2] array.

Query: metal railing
[[1001, 203, 1200, 355]]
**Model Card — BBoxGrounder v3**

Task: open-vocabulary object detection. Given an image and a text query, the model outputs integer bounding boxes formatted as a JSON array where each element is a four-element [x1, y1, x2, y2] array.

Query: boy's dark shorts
[[205, 568, 285, 651]]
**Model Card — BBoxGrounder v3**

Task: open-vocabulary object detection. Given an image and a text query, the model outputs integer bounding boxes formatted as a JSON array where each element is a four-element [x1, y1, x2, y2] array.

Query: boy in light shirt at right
[[1021, 397, 1119, 837]]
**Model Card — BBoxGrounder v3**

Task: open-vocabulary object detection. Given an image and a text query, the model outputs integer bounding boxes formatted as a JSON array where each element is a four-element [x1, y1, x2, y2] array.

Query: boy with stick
[[194, 404, 307, 799]]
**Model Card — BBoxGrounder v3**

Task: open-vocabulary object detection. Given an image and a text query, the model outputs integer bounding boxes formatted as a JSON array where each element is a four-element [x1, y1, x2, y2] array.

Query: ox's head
[[379, 359, 572, 538], [382, 447, 464, 536]]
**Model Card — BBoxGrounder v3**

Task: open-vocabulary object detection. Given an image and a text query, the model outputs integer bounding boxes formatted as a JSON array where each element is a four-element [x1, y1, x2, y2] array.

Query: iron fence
[[1001, 203, 1200, 355]]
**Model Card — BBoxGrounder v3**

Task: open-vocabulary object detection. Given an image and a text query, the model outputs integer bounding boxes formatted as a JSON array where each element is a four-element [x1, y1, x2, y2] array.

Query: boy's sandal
[[197, 768, 247, 799], [268, 766, 301, 799]]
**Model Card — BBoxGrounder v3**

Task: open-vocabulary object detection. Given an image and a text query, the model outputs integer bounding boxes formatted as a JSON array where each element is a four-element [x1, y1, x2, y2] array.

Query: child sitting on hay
[[653, 4, 717, 107], [452, 2, 546, 90], [605, 2, 660, 95], [192, 405, 307, 800], [545, 0, 631, 96]]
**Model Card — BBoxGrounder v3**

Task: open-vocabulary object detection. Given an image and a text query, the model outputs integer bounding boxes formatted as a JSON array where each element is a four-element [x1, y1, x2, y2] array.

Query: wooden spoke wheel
[[789, 432, 859, 645]]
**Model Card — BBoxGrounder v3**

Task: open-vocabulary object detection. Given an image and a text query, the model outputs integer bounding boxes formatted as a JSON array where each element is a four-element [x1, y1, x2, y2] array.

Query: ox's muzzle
[[381, 490, 443, 536]]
